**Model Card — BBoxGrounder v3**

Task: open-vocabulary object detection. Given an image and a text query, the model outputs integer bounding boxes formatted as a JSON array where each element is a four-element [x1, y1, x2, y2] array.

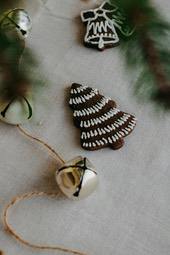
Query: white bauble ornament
[[0, 9, 32, 39], [0, 96, 33, 125], [56, 156, 98, 200]]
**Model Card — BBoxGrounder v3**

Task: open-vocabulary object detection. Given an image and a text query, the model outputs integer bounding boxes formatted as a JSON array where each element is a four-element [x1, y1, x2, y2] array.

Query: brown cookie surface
[[69, 83, 137, 151]]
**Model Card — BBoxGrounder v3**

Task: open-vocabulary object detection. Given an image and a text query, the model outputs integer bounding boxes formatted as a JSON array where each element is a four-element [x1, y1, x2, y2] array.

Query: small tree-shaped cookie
[[69, 83, 137, 150]]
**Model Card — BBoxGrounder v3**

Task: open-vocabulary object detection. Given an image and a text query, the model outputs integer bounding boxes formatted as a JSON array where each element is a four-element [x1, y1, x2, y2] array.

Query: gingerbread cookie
[[81, 1, 119, 50], [81, 1, 135, 51], [69, 83, 137, 151]]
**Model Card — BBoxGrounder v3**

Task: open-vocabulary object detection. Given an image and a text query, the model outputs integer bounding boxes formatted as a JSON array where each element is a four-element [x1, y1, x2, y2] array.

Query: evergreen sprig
[[110, 0, 170, 109], [0, 30, 44, 102]]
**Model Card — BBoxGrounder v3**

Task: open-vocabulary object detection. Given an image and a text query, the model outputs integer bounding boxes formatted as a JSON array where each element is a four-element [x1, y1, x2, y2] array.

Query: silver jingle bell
[[0, 95, 33, 125], [0, 8, 32, 39], [56, 156, 98, 200]]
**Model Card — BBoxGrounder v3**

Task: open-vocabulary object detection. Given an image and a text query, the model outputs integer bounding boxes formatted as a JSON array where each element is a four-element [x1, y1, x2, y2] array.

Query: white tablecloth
[[0, 1, 170, 254]]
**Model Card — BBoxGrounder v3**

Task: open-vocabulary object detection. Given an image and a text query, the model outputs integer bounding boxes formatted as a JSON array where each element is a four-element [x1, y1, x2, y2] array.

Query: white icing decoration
[[128, 124, 134, 129], [73, 98, 115, 117], [94, 130, 98, 136], [70, 89, 98, 106], [79, 108, 120, 128], [80, 120, 135, 144], [81, 2, 120, 50], [81, 132, 86, 139], [90, 130, 94, 137], [115, 134, 119, 140], [125, 128, 131, 132], [72, 85, 88, 94], [104, 127, 110, 132], [117, 132, 122, 138], [122, 129, 129, 135], [102, 138, 107, 144], [114, 123, 119, 128], [112, 136, 116, 142], [96, 141, 100, 146], [108, 137, 112, 143]]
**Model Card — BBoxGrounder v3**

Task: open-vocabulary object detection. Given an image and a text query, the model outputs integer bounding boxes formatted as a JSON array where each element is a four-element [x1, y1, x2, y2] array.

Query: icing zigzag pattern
[[69, 83, 137, 150]]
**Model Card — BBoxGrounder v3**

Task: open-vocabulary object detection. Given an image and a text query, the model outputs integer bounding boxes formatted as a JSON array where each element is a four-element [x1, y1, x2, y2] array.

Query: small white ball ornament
[[0, 9, 32, 39], [56, 156, 98, 200]]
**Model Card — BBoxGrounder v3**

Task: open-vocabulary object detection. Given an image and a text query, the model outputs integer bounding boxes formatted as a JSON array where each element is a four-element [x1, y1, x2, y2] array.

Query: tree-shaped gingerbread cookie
[[69, 83, 137, 150]]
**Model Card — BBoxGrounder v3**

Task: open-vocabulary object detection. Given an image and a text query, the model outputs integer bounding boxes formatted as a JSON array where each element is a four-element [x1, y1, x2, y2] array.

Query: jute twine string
[[3, 125, 88, 255], [17, 125, 65, 164], [3, 192, 87, 255]]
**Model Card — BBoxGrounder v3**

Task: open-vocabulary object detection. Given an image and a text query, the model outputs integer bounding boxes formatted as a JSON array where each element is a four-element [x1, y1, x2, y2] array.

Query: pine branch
[[109, 0, 170, 109], [0, 30, 44, 102], [141, 34, 170, 91], [0, 32, 30, 99]]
